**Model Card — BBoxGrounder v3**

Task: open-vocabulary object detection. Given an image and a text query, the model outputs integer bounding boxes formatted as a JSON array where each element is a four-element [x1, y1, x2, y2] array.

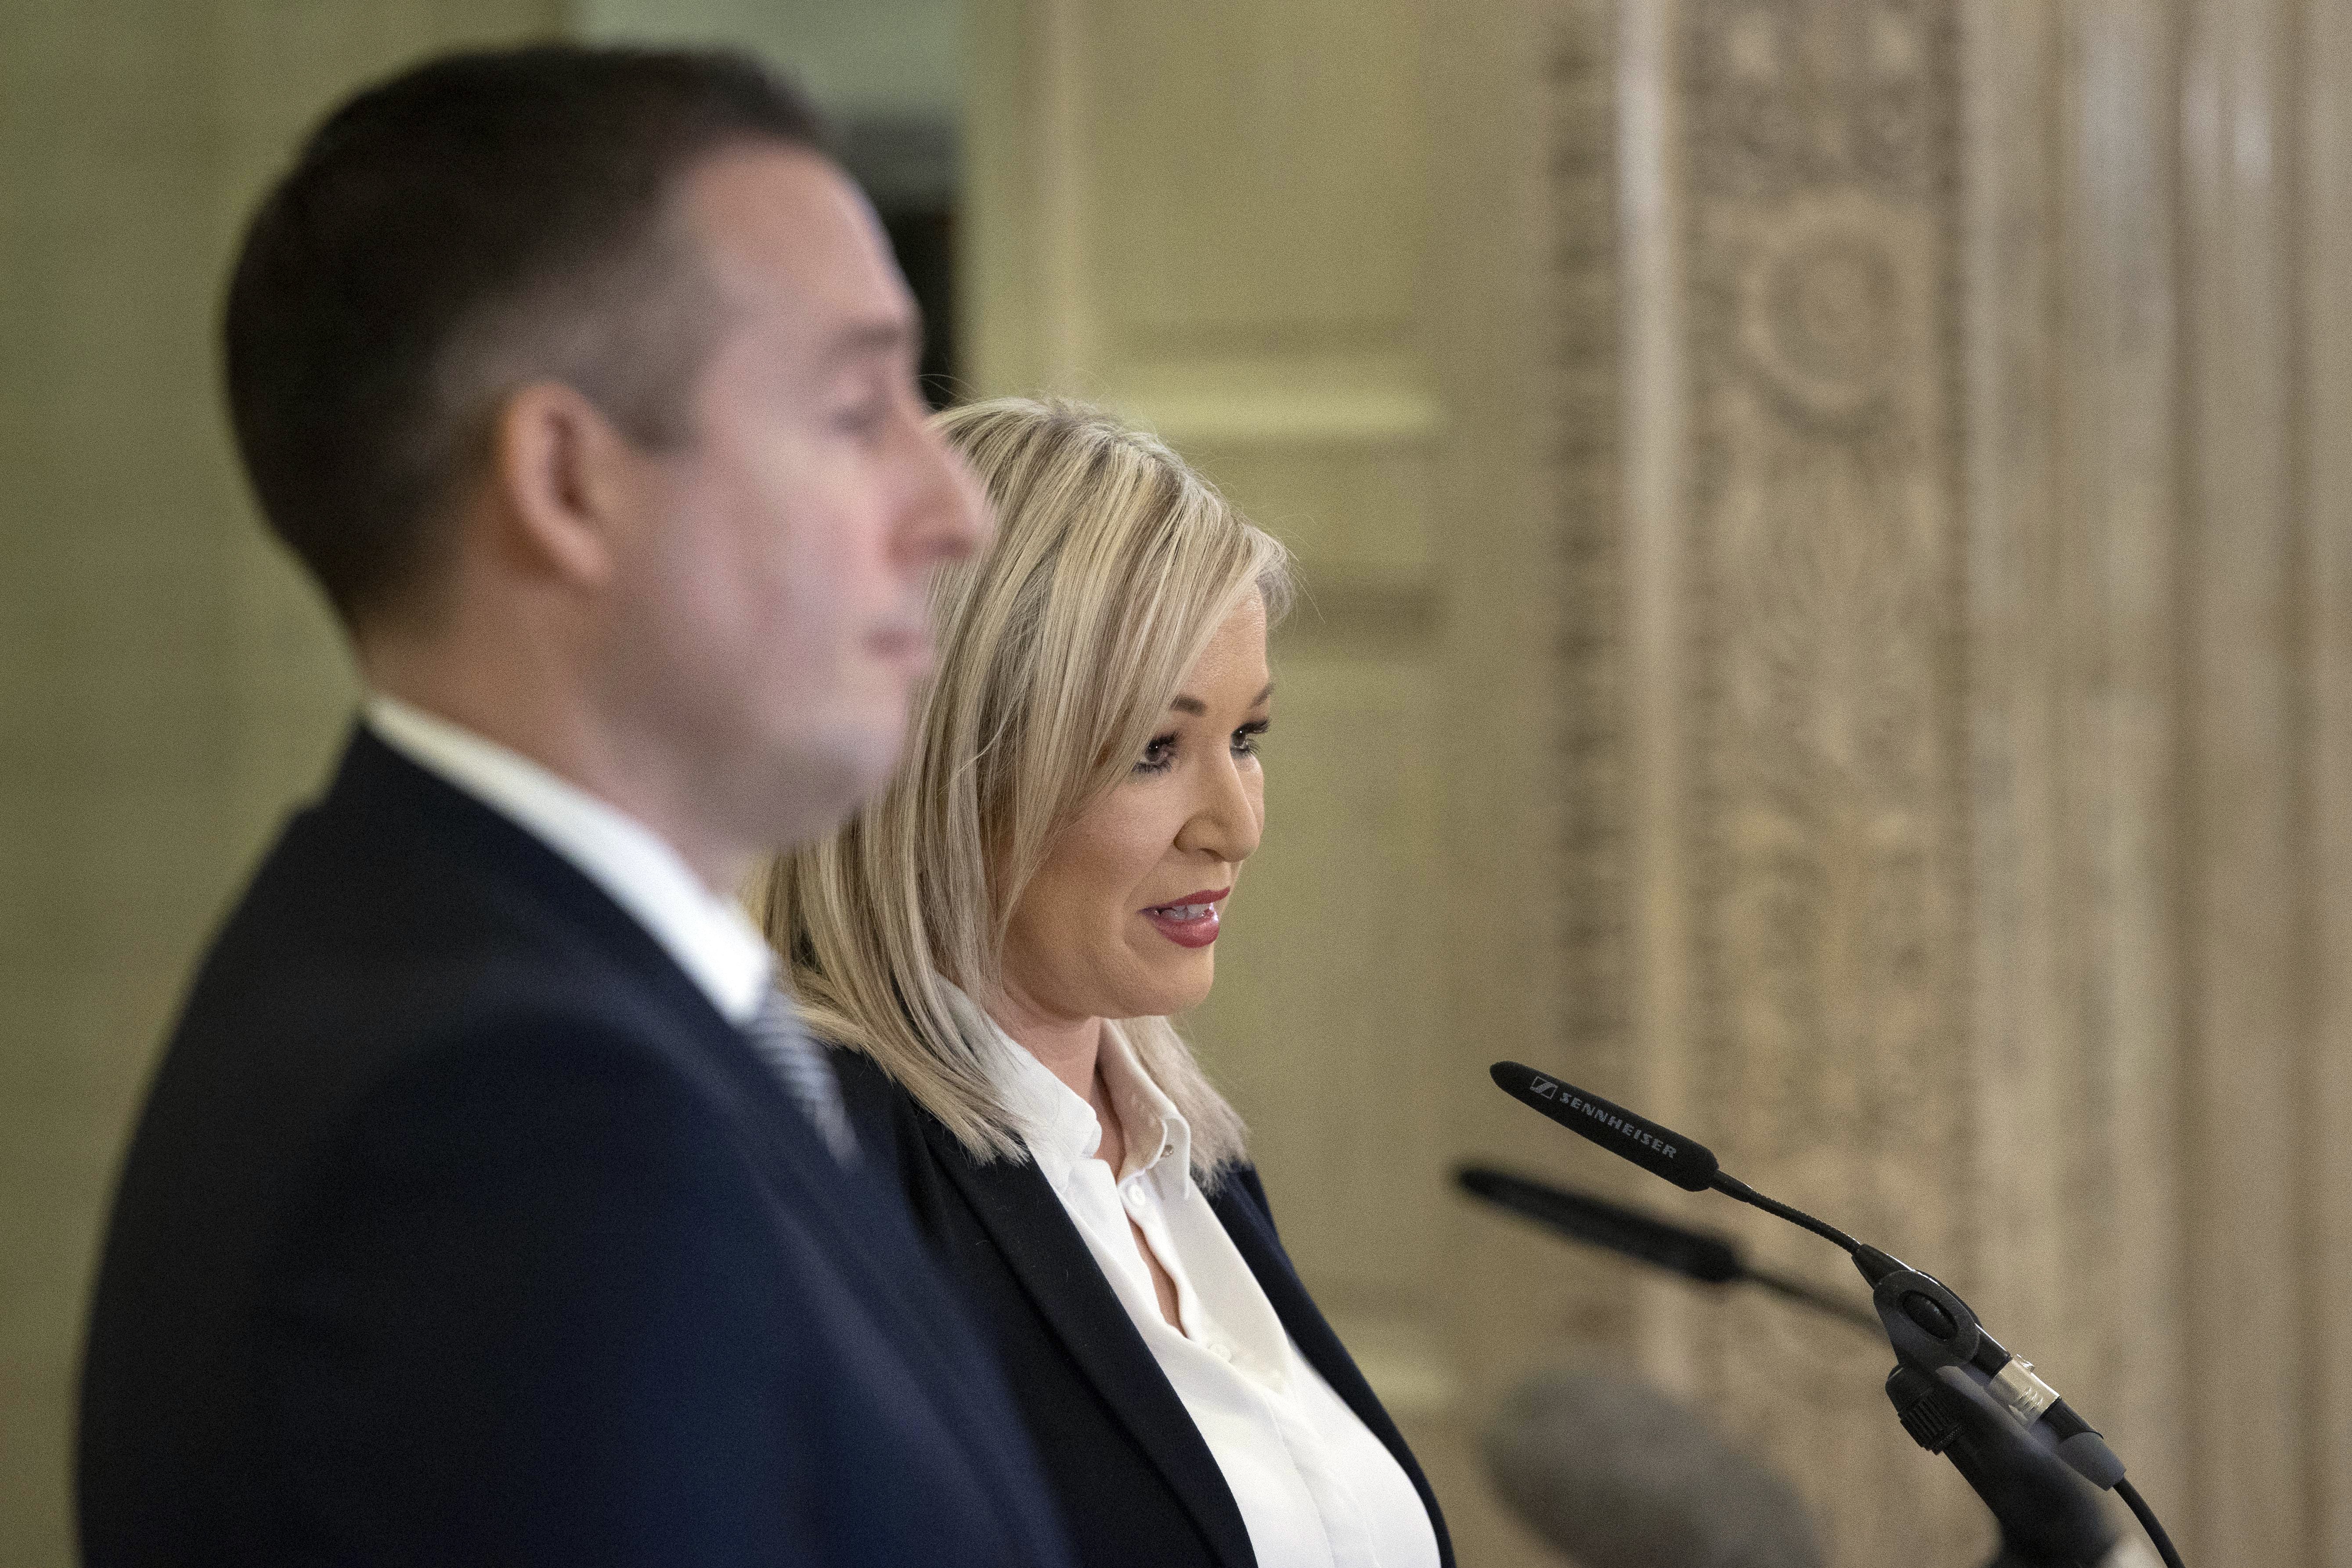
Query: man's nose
[[898, 421, 990, 569]]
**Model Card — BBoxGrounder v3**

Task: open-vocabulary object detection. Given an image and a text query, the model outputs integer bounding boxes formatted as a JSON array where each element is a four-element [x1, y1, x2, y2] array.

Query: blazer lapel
[[922, 1119, 1259, 1568], [346, 733, 1036, 1512], [1211, 1175, 1457, 1568]]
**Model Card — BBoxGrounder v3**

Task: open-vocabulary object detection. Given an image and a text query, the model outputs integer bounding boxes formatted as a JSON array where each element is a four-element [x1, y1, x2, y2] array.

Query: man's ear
[[485, 381, 645, 590]]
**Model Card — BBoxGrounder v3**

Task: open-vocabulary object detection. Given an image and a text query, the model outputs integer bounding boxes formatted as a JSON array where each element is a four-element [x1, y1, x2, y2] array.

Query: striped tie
[[745, 988, 857, 1162]]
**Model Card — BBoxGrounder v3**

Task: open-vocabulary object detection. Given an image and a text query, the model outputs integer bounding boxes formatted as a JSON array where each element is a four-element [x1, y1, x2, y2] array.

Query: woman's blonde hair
[[755, 397, 1292, 1180]]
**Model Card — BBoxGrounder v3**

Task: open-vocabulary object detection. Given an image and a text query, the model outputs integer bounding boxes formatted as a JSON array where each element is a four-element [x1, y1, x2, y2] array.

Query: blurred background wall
[[0, 9, 561, 1567], [4, 3, 2349, 1568]]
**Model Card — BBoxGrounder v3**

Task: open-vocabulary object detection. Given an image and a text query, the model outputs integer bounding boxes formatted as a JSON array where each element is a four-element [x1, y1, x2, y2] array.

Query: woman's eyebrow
[[1167, 681, 1276, 717]]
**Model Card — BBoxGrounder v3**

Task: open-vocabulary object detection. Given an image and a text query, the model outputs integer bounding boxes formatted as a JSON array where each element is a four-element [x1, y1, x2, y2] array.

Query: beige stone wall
[[0, 8, 558, 1566], [1556, 1, 2352, 1565]]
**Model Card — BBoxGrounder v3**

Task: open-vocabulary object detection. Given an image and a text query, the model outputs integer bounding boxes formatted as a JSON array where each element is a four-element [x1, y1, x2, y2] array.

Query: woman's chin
[[1125, 952, 1216, 1017]]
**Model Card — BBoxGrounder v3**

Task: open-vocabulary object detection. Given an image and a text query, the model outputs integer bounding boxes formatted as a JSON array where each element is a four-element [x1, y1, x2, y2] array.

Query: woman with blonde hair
[[761, 397, 1450, 1568]]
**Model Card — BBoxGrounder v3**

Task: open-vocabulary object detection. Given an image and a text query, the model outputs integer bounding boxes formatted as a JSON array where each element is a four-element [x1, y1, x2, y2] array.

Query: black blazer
[[77, 730, 1075, 1568], [833, 1048, 1455, 1568]]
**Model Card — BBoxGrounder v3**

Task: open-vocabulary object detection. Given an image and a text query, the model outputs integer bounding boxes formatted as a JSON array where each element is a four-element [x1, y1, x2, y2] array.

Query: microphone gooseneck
[[1709, 1171, 1867, 1256], [1486, 1062, 2189, 1568]]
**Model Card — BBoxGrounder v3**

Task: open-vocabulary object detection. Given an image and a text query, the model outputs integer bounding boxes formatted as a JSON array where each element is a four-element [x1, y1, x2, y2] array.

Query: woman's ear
[[484, 380, 645, 591]]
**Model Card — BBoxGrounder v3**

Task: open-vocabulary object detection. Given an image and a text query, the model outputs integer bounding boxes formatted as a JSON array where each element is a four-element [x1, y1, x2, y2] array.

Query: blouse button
[[1210, 1342, 1234, 1363]]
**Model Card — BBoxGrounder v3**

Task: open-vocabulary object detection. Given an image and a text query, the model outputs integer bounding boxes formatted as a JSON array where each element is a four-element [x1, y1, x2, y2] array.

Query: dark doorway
[[843, 118, 962, 408]]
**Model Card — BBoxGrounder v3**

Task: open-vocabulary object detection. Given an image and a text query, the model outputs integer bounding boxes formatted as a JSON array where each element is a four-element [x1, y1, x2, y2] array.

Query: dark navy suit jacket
[[833, 1049, 1455, 1568], [77, 730, 1076, 1568]]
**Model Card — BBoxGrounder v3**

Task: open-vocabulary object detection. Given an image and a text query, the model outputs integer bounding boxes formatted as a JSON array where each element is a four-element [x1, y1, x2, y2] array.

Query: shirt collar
[[363, 694, 775, 1027], [945, 979, 1192, 1187]]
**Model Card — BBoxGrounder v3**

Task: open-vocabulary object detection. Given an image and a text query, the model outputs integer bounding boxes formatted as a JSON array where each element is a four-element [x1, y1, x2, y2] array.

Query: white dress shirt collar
[[947, 981, 1440, 1568], [952, 982, 1190, 1188], [363, 694, 775, 1027]]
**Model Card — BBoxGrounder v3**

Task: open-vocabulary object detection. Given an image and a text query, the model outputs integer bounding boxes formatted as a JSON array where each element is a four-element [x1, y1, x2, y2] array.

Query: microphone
[[1486, 1062, 2187, 1568], [1455, 1165, 1879, 1332], [1489, 1060, 1720, 1190], [1483, 1368, 1825, 1568]]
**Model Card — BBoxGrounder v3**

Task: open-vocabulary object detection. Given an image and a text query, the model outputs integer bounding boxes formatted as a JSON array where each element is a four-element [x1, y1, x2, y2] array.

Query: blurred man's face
[[607, 145, 985, 850]]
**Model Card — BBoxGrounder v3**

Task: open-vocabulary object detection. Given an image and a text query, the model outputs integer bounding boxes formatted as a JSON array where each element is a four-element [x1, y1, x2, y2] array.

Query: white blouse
[[967, 997, 1442, 1568]]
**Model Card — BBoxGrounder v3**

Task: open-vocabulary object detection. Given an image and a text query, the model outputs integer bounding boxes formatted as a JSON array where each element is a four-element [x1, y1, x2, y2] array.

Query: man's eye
[[833, 399, 889, 438]]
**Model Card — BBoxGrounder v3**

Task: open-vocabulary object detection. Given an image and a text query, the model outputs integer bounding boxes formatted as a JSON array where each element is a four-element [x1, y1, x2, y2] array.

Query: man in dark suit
[[77, 46, 1073, 1568]]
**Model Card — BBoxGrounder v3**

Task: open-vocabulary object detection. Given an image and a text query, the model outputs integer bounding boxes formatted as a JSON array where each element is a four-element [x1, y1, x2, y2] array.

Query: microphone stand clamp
[[1854, 1246, 2119, 1567]]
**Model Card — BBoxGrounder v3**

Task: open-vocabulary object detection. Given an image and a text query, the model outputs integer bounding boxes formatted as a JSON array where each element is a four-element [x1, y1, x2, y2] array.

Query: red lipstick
[[1140, 888, 1229, 950]]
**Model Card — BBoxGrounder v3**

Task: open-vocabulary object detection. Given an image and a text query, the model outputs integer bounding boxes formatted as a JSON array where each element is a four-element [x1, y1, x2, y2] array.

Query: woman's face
[[1000, 591, 1273, 1030]]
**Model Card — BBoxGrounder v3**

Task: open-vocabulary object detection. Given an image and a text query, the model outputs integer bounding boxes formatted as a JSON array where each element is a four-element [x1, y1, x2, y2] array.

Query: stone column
[[1561, 0, 2352, 1563]]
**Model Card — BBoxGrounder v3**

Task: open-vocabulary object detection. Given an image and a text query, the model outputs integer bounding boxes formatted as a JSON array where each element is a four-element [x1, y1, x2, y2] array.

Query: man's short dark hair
[[224, 44, 828, 626]]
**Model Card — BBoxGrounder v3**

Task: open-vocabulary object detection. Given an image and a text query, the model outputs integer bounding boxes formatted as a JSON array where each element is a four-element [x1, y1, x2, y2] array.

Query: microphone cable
[[2117, 1479, 2186, 1568]]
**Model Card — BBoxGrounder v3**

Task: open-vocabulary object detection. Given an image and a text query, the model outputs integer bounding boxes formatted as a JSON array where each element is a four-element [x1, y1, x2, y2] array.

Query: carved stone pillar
[[1563, 1, 2352, 1564], [1606, 1, 1989, 1561]]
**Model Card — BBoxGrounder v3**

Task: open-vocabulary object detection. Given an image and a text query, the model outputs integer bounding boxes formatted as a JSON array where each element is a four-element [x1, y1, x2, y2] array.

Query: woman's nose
[[1176, 753, 1262, 862]]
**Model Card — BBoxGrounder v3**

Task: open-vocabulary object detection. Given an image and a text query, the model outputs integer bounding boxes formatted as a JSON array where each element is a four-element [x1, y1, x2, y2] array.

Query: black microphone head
[[1490, 1061, 1721, 1192], [1484, 1368, 1825, 1568], [1456, 1165, 1745, 1283]]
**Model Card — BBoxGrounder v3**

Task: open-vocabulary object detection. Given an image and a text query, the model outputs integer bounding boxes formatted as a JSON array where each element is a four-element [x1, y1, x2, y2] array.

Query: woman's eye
[[1133, 735, 1177, 775], [1232, 721, 1270, 758]]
